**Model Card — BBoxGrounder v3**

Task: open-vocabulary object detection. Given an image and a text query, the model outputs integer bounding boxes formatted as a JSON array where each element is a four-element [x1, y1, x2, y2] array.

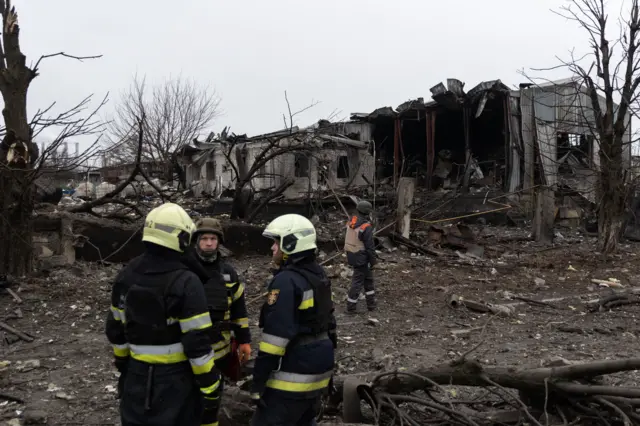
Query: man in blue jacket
[[344, 200, 377, 313], [251, 214, 337, 426]]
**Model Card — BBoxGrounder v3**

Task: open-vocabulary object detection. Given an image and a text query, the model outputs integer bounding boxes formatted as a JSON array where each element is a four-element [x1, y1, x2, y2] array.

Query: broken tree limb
[[246, 178, 294, 223], [331, 358, 640, 398], [328, 357, 640, 425], [390, 232, 444, 257], [138, 167, 170, 203], [0, 392, 24, 404], [4, 287, 21, 303], [456, 298, 514, 317], [0, 321, 34, 342], [69, 115, 145, 215], [448, 294, 461, 308], [588, 291, 640, 312]]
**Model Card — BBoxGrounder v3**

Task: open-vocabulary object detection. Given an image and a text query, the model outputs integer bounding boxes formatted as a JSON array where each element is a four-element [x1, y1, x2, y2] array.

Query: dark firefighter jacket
[[251, 253, 337, 399], [183, 249, 251, 361], [344, 215, 376, 268], [105, 246, 221, 422]]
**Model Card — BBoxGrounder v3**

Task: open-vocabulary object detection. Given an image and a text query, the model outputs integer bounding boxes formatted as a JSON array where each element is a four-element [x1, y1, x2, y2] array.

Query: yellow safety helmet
[[142, 202, 196, 253], [262, 214, 317, 255]]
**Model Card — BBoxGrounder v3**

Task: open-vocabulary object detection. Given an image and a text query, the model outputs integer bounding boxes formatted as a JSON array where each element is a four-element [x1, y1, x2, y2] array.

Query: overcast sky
[[14, 0, 611, 149]]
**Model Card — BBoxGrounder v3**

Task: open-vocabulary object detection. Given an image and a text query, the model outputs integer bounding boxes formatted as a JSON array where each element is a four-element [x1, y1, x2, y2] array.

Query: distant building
[[178, 122, 375, 199]]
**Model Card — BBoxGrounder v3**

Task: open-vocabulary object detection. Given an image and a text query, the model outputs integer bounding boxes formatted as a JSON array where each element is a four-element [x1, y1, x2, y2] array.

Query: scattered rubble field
[[2, 226, 640, 425]]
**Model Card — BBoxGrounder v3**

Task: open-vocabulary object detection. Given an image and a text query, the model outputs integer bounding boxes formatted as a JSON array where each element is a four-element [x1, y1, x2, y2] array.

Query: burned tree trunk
[[231, 145, 252, 219], [598, 146, 627, 253], [0, 4, 39, 275], [231, 183, 254, 220], [0, 168, 35, 275]]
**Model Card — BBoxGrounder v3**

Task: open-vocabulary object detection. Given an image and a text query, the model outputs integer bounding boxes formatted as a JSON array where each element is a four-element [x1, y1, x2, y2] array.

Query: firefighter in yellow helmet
[[105, 203, 222, 426], [250, 214, 337, 425]]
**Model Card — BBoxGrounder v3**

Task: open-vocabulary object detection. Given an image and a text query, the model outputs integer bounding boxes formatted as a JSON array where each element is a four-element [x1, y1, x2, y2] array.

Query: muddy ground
[[1, 225, 640, 425]]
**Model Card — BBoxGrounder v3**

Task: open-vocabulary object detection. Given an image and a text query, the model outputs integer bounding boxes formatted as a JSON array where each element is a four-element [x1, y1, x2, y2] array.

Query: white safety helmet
[[262, 214, 317, 255], [142, 202, 196, 253]]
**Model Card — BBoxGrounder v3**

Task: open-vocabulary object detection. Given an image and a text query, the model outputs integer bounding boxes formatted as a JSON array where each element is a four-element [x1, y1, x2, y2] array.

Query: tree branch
[[69, 114, 146, 214]]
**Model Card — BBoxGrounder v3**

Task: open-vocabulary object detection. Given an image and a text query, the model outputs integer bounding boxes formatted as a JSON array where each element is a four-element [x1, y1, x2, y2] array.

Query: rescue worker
[[182, 217, 252, 426], [105, 202, 222, 426], [251, 214, 337, 426], [344, 200, 377, 313]]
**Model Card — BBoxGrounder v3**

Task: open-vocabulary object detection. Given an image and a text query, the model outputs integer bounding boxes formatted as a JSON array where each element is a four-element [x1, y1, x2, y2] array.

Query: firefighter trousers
[[205, 353, 230, 426], [250, 390, 320, 426], [120, 359, 203, 426], [347, 265, 375, 311]]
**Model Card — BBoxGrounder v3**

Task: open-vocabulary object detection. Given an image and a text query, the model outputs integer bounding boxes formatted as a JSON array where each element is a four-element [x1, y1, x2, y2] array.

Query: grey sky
[[17, 0, 599, 148]]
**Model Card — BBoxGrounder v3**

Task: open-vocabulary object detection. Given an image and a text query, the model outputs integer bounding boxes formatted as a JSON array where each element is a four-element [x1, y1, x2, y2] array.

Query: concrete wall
[[182, 139, 375, 199]]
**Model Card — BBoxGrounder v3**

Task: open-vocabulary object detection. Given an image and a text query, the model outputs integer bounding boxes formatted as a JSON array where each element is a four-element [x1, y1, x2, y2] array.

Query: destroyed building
[[178, 123, 375, 199], [171, 76, 630, 214], [351, 77, 632, 204]]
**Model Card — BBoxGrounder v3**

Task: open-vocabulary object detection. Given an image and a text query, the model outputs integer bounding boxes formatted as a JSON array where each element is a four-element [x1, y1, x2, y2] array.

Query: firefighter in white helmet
[[250, 214, 337, 425]]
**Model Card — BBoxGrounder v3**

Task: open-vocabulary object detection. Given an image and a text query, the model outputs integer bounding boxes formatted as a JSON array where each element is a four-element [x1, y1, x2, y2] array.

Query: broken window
[[205, 161, 215, 179], [337, 156, 349, 179], [557, 133, 591, 162], [294, 154, 309, 177], [568, 134, 580, 147]]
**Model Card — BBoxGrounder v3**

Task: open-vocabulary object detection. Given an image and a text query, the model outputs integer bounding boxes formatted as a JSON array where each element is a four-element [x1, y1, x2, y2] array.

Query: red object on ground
[[226, 339, 241, 381]]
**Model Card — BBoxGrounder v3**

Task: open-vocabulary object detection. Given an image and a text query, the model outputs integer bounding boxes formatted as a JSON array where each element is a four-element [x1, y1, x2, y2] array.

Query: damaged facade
[[160, 75, 630, 214], [351, 77, 632, 204], [178, 123, 375, 199]]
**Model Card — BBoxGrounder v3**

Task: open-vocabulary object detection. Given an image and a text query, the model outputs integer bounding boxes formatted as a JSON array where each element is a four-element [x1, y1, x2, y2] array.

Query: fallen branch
[[331, 357, 640, 425], [448, 294, 514, 317], [587, 291, 640, 312], [0, 392, 24, 404], [3, 287, 21, 303], [390, 232, 445, 257], [0, 321, 33, 342]]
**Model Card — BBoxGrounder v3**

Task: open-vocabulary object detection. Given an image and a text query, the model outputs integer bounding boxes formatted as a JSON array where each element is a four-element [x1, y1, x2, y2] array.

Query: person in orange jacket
[[344, 200, 377, 313], [183, 217, 252, 426]]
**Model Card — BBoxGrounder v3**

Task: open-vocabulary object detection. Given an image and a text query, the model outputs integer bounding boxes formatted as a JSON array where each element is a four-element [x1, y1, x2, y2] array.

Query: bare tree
[[106, 75, 221, 186], [541, 0, 640, 252], [0, 1, 104, 275], [220, 92, 320, 219]]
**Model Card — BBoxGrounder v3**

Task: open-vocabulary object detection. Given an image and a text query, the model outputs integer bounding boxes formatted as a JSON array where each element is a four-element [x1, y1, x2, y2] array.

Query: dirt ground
[[2, 224, 640, 425]]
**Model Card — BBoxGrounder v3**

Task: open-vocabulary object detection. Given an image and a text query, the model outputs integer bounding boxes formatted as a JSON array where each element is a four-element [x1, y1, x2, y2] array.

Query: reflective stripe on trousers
[[266, 370, 333, 393], [129, 343, 188, 364]]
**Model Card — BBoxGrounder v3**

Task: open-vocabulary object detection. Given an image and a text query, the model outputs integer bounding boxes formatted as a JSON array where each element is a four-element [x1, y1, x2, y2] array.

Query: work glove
[[238, 343, 252, 365], [116, 372, 126, 399], [328, 330, 338, 349], [114, 357, 128, 399]]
